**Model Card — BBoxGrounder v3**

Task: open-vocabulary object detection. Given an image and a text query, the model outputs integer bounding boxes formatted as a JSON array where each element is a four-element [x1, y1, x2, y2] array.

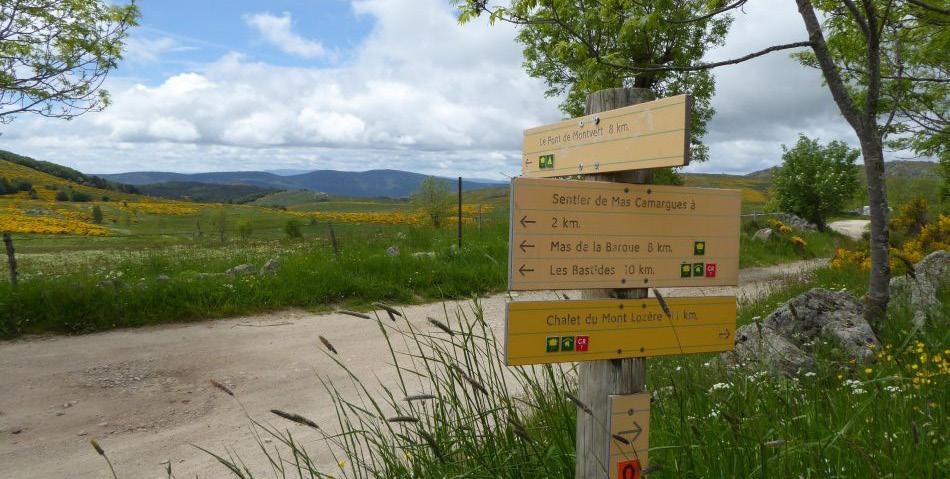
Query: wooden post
[[477, 203, 482, 230], [327, 222, 339, 257], [575, 87, 655, 479], [457, 177, 463, 250], [3, 233, 16, 287]]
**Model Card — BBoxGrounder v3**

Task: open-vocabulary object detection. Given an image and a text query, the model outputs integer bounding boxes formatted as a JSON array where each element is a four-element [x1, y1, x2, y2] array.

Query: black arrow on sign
[[519, 240, 535, 253], [718, 329, 731, 340], [518, 264, 534, 276], [618, 421, 643, 443], [520, 216, 536, 228]]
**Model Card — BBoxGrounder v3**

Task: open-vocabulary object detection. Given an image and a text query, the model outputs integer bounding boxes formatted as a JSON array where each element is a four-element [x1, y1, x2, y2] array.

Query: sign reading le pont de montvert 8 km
[[508, 177, 741, 290], [523, 94, 690, 177]]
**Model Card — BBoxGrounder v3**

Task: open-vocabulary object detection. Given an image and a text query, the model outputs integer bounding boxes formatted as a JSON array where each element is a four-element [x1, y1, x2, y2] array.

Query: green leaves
[[0, 0, 140, 123], [457, 1, 730, 162], [774, 135, 861, 230]]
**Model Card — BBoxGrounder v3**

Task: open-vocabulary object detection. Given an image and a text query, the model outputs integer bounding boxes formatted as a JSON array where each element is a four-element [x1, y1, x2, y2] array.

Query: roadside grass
[[188, 264, 946, 478], [0, 223, 507, 338], [1, 216, 850, 338], [739, 218, 857, 268]]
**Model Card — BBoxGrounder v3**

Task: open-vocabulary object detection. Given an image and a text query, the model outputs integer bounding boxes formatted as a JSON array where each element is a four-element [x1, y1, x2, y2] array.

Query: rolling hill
[[97, 169, 505, 198], [136, 181, 279, 203]]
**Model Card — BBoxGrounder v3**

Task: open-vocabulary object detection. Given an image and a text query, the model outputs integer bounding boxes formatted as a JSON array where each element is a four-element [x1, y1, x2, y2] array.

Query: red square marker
[[705, 263, 717, 278], [575, 336, 590, 352]]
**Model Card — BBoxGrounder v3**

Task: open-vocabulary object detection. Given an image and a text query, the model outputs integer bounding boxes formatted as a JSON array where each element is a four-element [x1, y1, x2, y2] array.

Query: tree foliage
[[412, 177, 452, 228], [456, 0, 734, 163], [0, 0, 139, 123], [793, 0, 949, 161], [773, 135, 860, 230]]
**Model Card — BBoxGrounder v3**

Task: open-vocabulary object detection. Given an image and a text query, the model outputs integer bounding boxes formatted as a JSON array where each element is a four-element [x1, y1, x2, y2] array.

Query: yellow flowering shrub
[[0, 211, 112, 236], [832, 214, 948, 272]]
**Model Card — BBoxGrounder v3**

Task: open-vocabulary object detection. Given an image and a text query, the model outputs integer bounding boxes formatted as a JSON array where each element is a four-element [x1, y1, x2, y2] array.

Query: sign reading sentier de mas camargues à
[[507, 177, 741, 291], [522, 94, 691, 177]]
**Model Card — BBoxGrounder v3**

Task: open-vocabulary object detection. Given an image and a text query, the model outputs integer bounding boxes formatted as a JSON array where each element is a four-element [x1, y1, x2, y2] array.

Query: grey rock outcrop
[[773, 213, 817, 232], [752, 228, 773, 241], [722, 288, 879, 375], [891, 250, 949, 328], [261, 258, 281, 275], [727, 323, 815, 375], [386, 246, 400, 257], [226, 264, 257, 276]]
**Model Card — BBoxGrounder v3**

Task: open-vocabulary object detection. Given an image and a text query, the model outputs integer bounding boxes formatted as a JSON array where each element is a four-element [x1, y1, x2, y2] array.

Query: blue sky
[[1, 0, 885, 178]]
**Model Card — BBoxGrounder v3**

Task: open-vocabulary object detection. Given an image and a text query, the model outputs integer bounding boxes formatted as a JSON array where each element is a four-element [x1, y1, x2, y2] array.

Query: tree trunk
[[575, 87, 654, 479], [794, 0, 890, 324], [859, 134, 891, 324]]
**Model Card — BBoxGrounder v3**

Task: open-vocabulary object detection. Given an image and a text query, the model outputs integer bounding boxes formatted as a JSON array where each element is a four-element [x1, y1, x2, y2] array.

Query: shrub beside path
[[0, 259, 826, 479]]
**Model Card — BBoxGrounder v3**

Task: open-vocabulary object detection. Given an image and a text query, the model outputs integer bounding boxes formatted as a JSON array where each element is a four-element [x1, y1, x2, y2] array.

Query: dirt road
[[0, 259, 824, 479], [829, 219, 870, 240]]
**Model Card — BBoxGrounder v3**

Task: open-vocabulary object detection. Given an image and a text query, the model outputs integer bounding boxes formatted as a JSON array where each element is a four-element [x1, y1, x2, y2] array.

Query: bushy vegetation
[[832, 198, 948, 273], [0, 175, 32, 195], [185, 265, 946, 478], [772, 135, 860, 231], [739, 217, 856, 268]]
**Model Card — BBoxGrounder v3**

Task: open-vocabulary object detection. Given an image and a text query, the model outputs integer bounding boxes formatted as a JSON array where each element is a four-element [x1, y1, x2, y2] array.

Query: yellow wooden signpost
[[522, 94, 690, 177], [608, 393, 651, 479], [504, 296, 736, 366], [508, 177, 741, 290], [507, 89, 740, 479]]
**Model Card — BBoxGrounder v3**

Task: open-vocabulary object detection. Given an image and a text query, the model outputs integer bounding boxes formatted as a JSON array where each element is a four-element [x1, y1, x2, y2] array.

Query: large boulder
[[891, 250, 949, 328], [723, 323, 815, 375], [764, 288, 878, 361], [773, 213, 817, 232]]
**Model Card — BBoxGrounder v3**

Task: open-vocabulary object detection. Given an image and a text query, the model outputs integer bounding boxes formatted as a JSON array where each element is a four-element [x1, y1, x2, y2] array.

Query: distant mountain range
[[97, 169, 506, 198]]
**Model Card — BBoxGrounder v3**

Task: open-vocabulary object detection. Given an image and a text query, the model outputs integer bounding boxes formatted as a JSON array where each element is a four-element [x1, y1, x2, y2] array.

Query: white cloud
[[244, 12, 328, 59], [123, 36, 178, 63], [5, 0, 907, 179]]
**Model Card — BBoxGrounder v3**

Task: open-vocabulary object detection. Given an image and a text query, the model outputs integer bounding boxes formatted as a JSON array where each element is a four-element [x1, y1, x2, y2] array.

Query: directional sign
[[608, 393, 651, 479], [522, 94, 690, 178], [508, 177, 740, 290], [504, 296, 736, 366]]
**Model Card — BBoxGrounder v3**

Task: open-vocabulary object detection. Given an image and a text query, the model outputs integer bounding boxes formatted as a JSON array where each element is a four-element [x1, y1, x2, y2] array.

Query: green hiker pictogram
[[693, 263, 705, 277], [560, 336, 575, 351], [539, 154, 555, 169]]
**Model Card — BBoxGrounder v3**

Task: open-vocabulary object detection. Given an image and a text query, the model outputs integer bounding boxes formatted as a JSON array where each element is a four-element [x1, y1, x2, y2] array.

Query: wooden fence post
[[3, 232, 16, 286], [575, 87, 655, 479], [477, 203, 482, 230], [458, 177, 463, 249], [327, 222, 339, 257]]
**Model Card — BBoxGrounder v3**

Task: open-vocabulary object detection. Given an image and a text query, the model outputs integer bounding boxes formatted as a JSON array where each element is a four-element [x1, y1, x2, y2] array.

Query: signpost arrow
[[519, 240, 535, 253], [518, 264, 534, 277], [507, 177, 741, 291], [618, 421, 643, 443]]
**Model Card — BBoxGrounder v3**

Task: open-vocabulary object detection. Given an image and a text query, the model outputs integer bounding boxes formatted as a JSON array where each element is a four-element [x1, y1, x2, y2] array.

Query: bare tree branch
[[907, 0, 950, 16], [668, 0, 747, 24]]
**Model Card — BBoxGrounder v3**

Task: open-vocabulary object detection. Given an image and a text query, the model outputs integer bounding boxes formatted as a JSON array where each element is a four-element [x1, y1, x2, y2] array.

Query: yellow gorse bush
[[832, 213, 948, 272], [0, 210, 112, 236]]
